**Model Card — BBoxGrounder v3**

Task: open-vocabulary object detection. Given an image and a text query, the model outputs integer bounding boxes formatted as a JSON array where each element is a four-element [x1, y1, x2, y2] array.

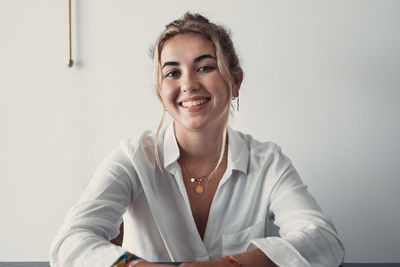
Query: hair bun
[[183, 12, 210, 23]]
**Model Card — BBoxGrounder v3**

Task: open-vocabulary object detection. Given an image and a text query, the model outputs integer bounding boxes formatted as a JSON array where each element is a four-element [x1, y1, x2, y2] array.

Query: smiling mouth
[[179, 98, 211, 108]]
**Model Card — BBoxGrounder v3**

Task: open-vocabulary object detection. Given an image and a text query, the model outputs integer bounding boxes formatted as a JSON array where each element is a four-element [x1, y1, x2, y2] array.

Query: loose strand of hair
[[154, 109, 166, 175], [206, 98, 231, 181]]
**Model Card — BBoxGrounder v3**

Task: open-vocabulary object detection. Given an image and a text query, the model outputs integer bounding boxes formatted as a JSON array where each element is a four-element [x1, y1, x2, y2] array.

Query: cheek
[[160, 83, 179, 106], [213, 80, 230, 100], [207, 73, 229, 94]]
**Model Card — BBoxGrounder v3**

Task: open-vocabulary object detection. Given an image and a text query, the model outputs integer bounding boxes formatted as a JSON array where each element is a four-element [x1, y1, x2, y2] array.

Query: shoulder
[[99, 129, 157, 172], [232, 128, 282, 159], [95, 130, 157, 194], [119, 130, 155, 156], [231, 128, 293, 177], [232, 130, 300, 196]]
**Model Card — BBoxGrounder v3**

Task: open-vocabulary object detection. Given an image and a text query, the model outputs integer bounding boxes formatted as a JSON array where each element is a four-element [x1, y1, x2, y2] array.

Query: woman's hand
[[178, 249, 277, 267]]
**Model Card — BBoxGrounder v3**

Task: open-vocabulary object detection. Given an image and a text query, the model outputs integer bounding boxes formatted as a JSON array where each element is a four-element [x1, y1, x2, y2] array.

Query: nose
[[181, 71, 199, 93]]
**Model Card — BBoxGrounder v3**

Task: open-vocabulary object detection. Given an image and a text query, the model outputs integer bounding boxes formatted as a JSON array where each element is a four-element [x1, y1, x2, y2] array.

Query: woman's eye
[[198, 66, 214, 72], [166, 71, 180, 78]]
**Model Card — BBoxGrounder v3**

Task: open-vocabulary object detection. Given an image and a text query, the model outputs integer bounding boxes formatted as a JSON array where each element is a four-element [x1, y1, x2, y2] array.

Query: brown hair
[[151, 12, 242, 174]]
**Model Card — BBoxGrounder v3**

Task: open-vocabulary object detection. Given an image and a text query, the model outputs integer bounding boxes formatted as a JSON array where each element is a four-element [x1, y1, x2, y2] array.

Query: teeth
[[181, 99, 208, 107]]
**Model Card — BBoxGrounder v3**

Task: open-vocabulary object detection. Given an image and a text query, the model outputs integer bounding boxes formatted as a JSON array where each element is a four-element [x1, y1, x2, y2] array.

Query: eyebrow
[[194, 54, 216, 63], [161, 54, 216, 69]]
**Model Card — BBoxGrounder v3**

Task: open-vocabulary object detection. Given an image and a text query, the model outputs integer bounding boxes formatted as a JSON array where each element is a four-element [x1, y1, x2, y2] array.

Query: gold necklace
[[179, 159, 218, 194]]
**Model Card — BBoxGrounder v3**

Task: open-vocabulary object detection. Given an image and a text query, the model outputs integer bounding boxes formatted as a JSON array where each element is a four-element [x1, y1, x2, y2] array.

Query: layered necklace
[[179, 159, 219, 194]]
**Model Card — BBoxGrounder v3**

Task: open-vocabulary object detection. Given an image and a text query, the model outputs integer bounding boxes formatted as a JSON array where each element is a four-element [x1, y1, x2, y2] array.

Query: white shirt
[[50, 124, 345, 267]]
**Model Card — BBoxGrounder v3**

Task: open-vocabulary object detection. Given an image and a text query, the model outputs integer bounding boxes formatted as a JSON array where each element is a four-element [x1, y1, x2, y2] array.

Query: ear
[[232, 69, 243, 98]]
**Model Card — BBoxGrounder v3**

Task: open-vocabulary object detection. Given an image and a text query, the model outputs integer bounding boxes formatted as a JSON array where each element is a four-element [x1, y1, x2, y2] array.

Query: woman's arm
[[50, 145, 140, 266], [245, 148, 345, 266]]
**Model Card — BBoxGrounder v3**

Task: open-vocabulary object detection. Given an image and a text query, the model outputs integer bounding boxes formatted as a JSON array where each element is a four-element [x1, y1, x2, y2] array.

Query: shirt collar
[[162, 123, 249, 175], [227, 126, 249, 175]]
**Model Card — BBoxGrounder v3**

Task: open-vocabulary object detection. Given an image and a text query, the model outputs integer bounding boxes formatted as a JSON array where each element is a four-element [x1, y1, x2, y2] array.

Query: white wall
[[1, 0, 399, 263]]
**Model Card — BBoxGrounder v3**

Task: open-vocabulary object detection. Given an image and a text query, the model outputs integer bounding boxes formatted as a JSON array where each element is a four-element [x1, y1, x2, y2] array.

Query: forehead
[[160, 33, 216, 63]]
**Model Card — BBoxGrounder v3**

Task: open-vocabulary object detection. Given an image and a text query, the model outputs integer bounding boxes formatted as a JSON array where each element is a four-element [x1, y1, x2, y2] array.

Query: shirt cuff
[[248, 237, 311, 267]]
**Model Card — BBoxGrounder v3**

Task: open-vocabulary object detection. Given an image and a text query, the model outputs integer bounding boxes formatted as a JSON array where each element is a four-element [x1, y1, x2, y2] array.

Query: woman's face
[[159, 33, 230, 133]]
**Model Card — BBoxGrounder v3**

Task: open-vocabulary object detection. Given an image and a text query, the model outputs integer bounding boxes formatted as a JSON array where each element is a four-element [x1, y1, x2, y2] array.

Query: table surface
[[1, 263, 400, 267]]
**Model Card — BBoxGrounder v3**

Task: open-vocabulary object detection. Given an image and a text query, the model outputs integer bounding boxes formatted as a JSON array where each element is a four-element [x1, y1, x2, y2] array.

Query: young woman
[[50, 13, 344, 267]]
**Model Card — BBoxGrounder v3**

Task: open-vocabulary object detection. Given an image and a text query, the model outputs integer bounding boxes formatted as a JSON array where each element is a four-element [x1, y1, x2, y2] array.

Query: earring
[[232, 97, 239, 111]]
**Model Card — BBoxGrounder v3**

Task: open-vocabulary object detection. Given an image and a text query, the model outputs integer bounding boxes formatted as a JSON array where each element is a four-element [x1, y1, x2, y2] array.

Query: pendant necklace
[[179, 159, 218, 194]]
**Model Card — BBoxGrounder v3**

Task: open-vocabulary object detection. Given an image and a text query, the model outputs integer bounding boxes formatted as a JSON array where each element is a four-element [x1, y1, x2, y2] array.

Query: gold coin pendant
[[195, 184, 204, 194]]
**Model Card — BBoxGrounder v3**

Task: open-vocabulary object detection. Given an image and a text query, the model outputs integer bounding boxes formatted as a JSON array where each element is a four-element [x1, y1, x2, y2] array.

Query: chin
[[183, 123, 207, 131]]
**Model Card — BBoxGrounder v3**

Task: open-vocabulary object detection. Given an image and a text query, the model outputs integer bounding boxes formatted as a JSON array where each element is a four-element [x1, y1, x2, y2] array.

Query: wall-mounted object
[[67, 0, 73, 67]]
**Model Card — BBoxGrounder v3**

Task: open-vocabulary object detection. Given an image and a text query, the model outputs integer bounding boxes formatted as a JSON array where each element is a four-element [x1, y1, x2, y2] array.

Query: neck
[[174, 122, 226, 165]]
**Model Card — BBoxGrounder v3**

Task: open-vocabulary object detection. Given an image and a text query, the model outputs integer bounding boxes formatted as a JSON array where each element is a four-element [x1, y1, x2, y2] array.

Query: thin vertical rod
[[67, 0, 73, 67]]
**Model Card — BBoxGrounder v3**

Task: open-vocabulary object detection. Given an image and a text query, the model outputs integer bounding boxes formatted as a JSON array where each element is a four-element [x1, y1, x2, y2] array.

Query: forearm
[[51, 230, 125, 266]]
